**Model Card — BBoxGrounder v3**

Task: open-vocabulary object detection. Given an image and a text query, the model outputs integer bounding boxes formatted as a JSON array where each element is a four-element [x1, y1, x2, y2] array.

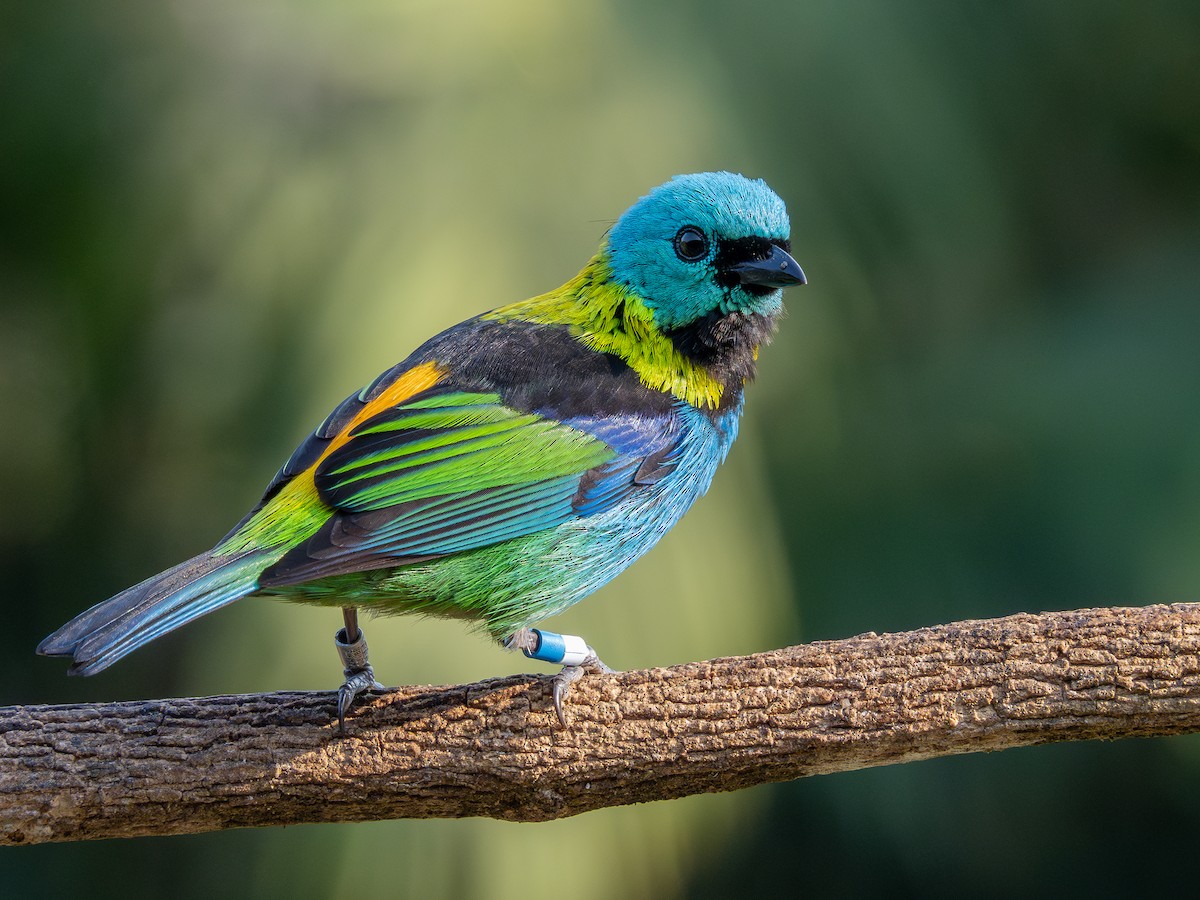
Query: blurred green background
[[3, 1, 1200, 896]]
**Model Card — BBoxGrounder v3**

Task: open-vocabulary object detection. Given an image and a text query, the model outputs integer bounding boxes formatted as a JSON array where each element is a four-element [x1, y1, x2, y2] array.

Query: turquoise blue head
[[605, 172, 806, 331]]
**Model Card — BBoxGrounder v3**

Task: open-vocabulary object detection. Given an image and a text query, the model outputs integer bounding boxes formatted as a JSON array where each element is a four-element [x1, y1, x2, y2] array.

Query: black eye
[[673, 226, 709, 262]]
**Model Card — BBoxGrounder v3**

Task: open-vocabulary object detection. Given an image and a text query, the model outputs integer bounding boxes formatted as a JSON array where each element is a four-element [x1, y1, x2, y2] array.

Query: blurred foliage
[[3, 1, 1200, 898]]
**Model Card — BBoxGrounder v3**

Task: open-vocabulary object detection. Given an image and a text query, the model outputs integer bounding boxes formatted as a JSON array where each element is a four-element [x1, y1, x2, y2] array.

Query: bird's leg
[[503, 628, 615, 728], [334, 606, 384, 730]]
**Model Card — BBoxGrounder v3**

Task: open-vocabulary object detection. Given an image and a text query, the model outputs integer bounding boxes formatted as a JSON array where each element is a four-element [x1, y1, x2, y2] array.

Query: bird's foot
[[335, 625, 384, 731], [504, 628, 614, 728], [550, 654, 613, 729]]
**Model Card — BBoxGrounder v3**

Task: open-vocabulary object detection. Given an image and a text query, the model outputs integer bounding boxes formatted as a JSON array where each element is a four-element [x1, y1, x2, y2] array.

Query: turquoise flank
[[262, 402, 741, 638]]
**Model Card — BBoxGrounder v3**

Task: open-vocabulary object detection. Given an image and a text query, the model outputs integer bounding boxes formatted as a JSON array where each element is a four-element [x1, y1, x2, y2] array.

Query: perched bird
[[38, 172, 806, 727]]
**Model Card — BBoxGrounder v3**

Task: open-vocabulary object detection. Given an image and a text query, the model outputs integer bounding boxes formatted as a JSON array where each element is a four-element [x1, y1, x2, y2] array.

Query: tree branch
[[5, 603, 1200, 845]]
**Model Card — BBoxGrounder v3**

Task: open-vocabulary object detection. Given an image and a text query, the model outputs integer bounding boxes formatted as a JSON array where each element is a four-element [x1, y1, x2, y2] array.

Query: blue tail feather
[[37, 549, 276, 676]]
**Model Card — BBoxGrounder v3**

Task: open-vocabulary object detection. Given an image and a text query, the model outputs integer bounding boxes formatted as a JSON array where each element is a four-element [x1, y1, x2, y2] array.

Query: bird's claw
[[336, 666, 384, 731], [550, 651, 614, 728], [550, 667, 582, 728]]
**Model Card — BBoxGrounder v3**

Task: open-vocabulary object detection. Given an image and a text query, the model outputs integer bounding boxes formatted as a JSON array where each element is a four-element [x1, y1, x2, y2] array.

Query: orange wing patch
[[318, 361, 445, 464]]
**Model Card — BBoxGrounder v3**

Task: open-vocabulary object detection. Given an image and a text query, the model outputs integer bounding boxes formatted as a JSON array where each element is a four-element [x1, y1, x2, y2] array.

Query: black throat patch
[[664, 310, 778, 406]]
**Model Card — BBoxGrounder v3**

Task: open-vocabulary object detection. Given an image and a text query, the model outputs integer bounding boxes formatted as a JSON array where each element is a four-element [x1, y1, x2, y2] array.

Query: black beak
[[728, 244, 807, 288]]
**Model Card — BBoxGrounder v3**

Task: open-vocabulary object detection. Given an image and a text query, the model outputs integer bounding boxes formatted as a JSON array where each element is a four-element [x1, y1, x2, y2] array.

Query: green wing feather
[[319, 392, 612, 512], [256, 389, 623, 586]]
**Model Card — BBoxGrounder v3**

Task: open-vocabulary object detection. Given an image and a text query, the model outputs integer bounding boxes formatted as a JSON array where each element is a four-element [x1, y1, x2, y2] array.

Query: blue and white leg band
[[522, 629, 591, 667]]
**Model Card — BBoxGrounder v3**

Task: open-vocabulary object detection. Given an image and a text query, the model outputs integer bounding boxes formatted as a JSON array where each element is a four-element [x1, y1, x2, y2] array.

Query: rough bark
[[4, 603, 1200, 846]]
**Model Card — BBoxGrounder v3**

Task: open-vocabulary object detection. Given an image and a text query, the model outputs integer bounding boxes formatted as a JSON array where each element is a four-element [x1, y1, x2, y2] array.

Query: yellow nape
[[488, 254, 727, 409]]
